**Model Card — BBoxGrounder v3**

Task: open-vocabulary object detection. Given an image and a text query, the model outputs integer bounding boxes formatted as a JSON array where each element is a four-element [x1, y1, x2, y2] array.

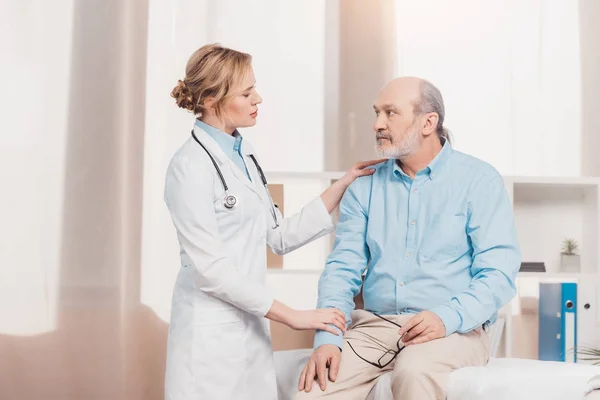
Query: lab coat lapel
[[241, 141, 268, 198]]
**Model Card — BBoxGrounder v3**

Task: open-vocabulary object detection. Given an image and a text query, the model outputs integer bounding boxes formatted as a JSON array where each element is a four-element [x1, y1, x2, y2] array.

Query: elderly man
[[296, 77, 521, 400]]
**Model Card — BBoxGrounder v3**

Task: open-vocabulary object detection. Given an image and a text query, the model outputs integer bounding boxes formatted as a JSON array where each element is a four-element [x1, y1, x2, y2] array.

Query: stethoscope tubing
[[190, 130, 279, 228]]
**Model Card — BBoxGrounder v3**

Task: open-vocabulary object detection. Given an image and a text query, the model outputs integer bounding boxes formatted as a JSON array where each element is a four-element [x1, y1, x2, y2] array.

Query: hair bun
[[171, 79, 195, 112]]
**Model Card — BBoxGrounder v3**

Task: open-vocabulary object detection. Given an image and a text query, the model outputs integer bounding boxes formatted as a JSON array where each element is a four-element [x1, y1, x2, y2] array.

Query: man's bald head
[[380, 77, 424, 104], [372, 76, 448, 159], [374, 76, 448, 142]]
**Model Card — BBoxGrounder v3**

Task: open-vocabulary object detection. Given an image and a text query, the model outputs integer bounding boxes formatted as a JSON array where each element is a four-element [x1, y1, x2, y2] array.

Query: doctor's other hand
[[338, 158, 388, 187], [298, 344, 341, 393], [286, 308, 347, 336]]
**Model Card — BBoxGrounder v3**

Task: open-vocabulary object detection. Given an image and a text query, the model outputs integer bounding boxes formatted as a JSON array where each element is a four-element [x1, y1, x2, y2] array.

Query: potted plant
[[560, 238, 580, 272], [576, 346, 600, 365]]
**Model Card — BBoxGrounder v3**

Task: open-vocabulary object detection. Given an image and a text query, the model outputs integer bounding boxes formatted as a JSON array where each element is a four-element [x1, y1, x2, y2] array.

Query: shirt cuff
[[430, 305, 461, 337], [314, 328, 344, 351]]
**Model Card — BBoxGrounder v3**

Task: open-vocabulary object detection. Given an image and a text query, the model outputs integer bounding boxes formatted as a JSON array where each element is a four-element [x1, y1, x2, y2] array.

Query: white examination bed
[[274, 349, 600, 400]]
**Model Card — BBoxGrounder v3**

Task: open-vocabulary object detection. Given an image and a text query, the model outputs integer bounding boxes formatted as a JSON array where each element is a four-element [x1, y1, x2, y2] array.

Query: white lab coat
[[163, 125, 335, 400]]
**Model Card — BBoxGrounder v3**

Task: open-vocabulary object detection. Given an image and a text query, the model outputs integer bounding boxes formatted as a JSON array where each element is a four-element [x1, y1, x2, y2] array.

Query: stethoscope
[[191, 130, 280, 229]]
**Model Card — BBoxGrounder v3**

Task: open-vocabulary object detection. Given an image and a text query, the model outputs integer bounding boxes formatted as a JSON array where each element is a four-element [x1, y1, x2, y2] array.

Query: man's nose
[[374, 116, 386, 132]]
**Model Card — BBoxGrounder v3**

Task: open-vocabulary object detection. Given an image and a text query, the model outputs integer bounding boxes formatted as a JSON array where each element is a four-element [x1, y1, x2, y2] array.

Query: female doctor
[[163, 44, 384, 400]]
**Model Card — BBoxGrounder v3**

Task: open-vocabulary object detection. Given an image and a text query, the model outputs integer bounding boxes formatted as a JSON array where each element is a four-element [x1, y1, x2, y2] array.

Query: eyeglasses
[[347, 313, 405, 369]]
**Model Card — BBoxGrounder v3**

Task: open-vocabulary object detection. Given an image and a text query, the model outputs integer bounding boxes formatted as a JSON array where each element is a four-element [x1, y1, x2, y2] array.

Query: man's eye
[[243, 93, 251, 98], [387, 110, 395, 116]]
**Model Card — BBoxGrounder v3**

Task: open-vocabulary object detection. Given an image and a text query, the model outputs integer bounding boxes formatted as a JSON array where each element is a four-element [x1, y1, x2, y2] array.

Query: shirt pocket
[[418, 213, 469, 262]]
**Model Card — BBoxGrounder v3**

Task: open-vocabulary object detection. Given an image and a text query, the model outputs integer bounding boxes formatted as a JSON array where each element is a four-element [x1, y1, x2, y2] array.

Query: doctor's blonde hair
[[171, 43, 252, 116]]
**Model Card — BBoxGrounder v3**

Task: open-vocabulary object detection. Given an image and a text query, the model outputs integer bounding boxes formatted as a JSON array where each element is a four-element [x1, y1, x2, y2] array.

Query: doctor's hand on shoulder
[[319, 158, 387, 214], [339, 159, 388, 186], [265, 301, 347, 336]]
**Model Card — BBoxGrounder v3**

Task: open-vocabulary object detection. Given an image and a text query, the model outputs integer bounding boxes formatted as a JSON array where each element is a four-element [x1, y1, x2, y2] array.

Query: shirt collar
[[425, 138, 453, 179], [195, 119, 243, 155], [392, 138, 453, 181]]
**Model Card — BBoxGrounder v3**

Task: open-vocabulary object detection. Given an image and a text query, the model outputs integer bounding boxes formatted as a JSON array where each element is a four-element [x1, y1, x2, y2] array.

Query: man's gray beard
[[374, 126, 420, 159]]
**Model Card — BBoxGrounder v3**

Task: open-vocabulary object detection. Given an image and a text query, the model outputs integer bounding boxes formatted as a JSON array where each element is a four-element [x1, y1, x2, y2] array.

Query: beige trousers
[[296, 309, 490, 400]]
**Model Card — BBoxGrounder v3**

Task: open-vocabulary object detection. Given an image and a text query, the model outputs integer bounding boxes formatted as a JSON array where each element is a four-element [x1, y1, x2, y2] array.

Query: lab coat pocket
[[419, 213, 469, 262], [213, 196, 243, 228], [192, 311, 247, 394]]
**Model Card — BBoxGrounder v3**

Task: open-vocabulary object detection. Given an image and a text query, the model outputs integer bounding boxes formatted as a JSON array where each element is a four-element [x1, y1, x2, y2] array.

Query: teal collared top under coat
[[195, 119, 251, 180]]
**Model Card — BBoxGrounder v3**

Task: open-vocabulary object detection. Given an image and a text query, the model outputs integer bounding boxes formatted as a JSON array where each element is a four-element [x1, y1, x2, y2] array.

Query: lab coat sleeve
[[266, 195, 335, 256], [164, 155, 274, 317]]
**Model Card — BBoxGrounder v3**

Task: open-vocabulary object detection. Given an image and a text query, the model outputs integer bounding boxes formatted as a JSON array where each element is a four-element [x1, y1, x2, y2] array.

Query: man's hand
[[398, 310, 446, 345], [298, 344, 341, 393]]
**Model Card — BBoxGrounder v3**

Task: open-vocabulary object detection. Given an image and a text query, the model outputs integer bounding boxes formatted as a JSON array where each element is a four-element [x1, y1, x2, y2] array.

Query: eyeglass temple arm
[[372, 312, 403, 329]]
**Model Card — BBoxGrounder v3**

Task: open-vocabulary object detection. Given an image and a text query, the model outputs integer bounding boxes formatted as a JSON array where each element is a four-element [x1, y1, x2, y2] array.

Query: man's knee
[[391, 357, 449, 399], [393, 360, 436, 385]]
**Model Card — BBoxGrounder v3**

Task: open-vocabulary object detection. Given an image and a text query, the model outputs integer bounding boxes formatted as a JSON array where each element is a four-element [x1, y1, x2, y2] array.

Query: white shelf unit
[[502, 176, 600, 361], [265, 172, 600, 360], [508, 176, 599, 275]]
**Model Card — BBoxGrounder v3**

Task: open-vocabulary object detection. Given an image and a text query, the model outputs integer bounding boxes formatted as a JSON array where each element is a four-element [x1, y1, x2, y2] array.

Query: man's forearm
[[313, 281, 359, 349], [430, 267, 517, 335]]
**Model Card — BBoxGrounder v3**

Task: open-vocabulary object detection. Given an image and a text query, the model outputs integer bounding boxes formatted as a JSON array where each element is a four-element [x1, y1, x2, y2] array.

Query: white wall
[[580, 0, 600, 177], [141, 0, 328, 320], [0, 0, 74, 334], [207, 0, 326, 172], [394, 0, 581, 177]]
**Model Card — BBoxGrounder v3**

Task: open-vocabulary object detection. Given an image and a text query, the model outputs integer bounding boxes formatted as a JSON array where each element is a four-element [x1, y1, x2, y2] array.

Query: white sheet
[[587, 374, 600, 395], [274, 349, 600, 400]]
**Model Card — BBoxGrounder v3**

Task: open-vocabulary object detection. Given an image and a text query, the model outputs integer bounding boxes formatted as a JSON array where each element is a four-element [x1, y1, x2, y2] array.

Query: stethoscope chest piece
[[223, 194, 237, 209], [191, 129, 279, 228]]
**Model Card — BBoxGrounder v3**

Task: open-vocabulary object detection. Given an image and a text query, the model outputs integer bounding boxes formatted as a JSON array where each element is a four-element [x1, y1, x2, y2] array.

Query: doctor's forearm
[[264, 300, 293, 325], [264, 300, 347, 335], [319, 179, 351, 214]]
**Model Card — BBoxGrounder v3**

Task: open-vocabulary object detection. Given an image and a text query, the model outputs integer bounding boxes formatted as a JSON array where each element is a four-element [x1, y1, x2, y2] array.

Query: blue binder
[[538, 282, 577, 362]]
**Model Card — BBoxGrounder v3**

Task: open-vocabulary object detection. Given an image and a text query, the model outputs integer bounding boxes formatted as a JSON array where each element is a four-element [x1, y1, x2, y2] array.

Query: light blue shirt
[[195, 119, 251, 180], [314, 142, 521, 349]]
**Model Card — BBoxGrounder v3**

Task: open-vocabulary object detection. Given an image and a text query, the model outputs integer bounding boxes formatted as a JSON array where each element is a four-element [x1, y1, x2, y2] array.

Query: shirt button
[[398, 281, 404, 286], [413, 188, 418, 192], [410, 220, 416, 225], [406, 252, 412, 257]]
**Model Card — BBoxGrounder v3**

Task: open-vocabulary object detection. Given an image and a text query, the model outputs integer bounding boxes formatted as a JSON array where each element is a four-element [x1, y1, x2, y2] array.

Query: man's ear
[[421, 113, 439, 138]]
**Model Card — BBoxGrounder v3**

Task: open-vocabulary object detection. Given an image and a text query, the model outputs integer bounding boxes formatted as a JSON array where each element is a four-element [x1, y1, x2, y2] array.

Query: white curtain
[[0, 1, 157, 399], [0, 0, 74, 336]]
